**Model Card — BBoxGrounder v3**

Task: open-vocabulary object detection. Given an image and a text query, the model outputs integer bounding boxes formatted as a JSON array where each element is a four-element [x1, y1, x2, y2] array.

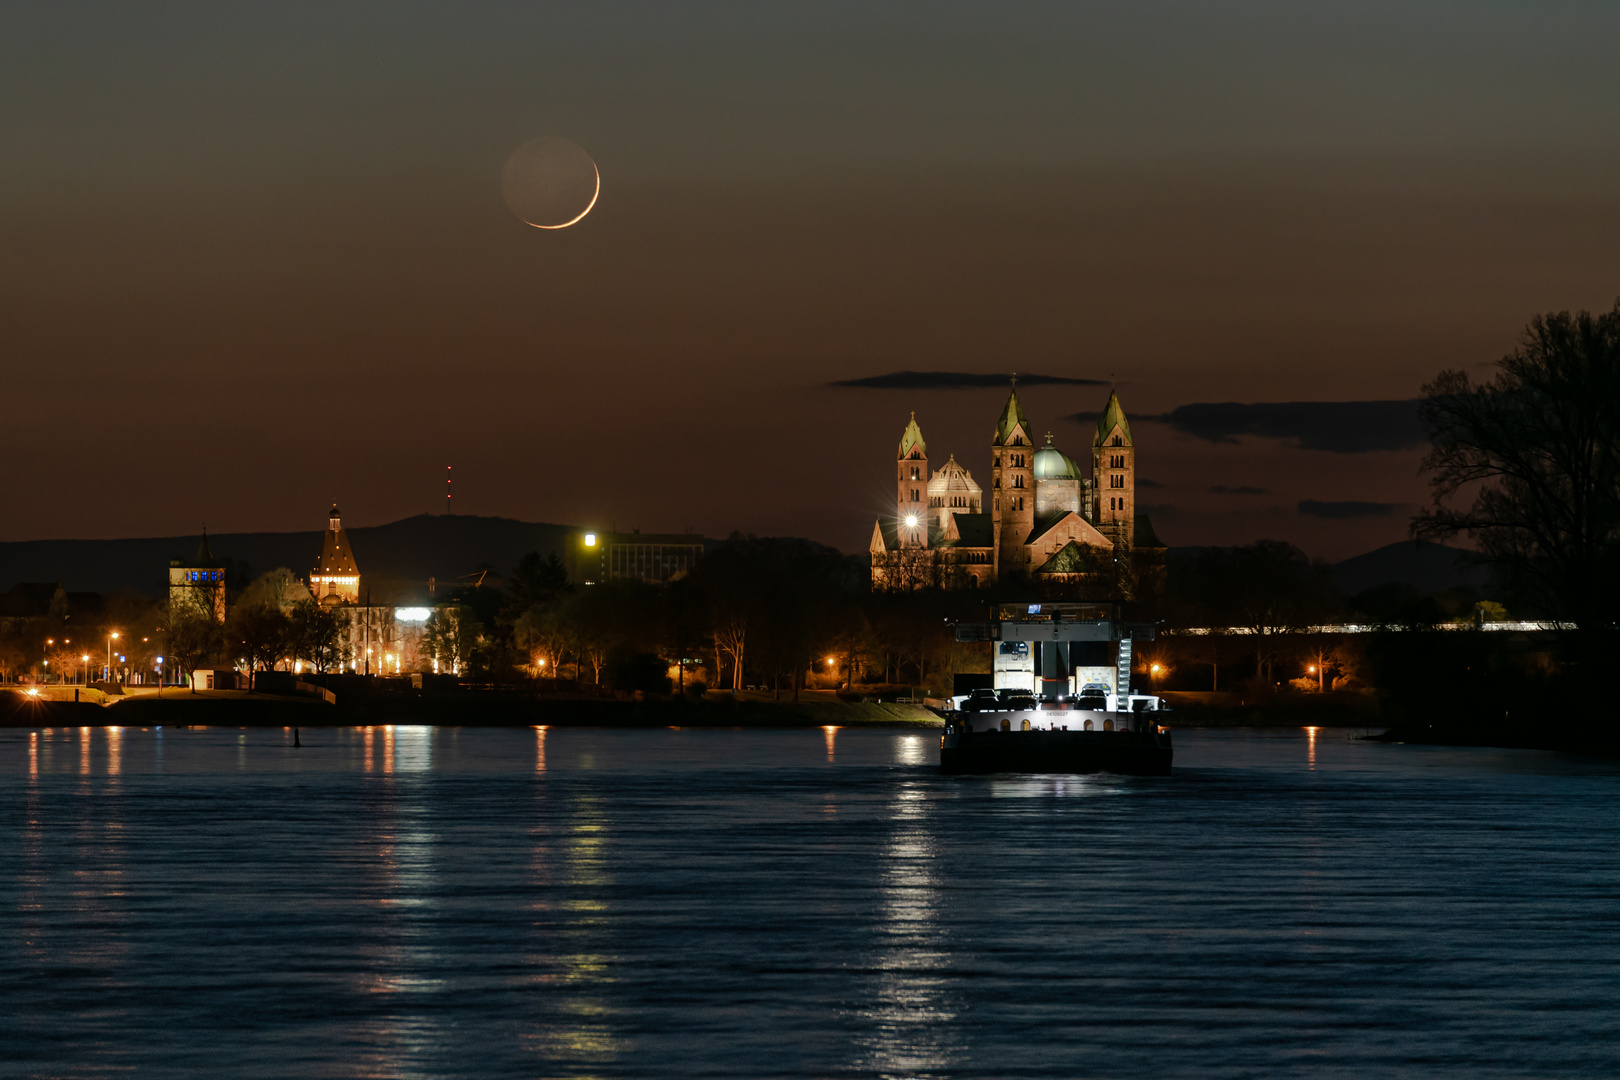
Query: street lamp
[[81, 655, 90, 687], [107, 631, 120, 684]]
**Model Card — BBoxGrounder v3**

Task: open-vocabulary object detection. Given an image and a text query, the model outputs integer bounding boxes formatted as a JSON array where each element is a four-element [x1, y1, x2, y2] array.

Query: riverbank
[[0, 687, 943, 729], [1158, 690, 1382, 728]]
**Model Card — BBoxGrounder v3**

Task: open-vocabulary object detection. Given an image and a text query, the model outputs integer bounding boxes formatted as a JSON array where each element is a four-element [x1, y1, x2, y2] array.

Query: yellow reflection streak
[[520, 795, 623, 1066], [107, 727, 122, 776], [364, 726, 375, 772], [29, 731, 38, 777], [823, 725, 839, 761], [1306, 725, 1319, 768], [535, 725, 547, 772], [79, 726, 91, 774]]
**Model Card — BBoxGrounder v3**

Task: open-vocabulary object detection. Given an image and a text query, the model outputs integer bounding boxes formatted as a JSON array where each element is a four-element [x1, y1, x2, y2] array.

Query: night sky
[[6, 3, 1620, 560]]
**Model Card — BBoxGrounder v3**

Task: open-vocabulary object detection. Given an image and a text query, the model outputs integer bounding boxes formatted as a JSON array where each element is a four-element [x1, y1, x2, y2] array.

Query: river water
[[2, 724, 1617, 1078]]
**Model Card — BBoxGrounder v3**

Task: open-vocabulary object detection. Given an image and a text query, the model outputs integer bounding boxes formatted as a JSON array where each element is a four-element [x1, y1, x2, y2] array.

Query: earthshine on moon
[[501, 137, 600, 229]]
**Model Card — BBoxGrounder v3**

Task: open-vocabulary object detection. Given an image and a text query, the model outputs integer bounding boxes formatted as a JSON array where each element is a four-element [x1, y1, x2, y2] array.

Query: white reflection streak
[[860, 782, 958, 1077], [520, 794, 622, 1067], [364, 729, 443, 1078], [20, 733, 44, 959], [393, 726, 432, 772]]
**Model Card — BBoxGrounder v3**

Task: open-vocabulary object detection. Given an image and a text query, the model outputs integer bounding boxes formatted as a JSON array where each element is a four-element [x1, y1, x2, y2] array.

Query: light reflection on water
[[2, 726, 1619, 1078]]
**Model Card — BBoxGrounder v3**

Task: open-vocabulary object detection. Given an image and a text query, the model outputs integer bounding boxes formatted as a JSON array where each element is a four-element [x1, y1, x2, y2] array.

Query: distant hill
[[3, 520, 1492, 602], [1329, 540, 1489, 596], [0, 515, 579, 597]]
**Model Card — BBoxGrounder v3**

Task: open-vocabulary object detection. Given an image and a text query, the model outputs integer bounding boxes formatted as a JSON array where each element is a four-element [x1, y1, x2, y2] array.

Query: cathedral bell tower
[[991, 383, 1035, 579], [1092, 390, 1135, 550], [896, 412, 929, 549]]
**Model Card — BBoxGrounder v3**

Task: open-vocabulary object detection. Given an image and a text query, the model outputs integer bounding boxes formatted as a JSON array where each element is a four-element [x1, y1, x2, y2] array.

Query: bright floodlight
[[904, 514, 918, 527], [395, 607, 432, 622], [584, 532, 597, 547]]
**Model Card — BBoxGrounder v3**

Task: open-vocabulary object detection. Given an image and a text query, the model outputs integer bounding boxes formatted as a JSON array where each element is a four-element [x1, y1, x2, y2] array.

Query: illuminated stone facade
[[168, 531, 227, 622], [871, 386, 1156, 591]]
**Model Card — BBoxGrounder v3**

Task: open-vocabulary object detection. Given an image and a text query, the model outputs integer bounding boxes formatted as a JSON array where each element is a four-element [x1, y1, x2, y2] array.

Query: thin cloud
[[1298, 499, 1403, 519], [1137, 478, 1166, 489], [831, 370, 1106, 390], [1211, 484, 1268, 495], [1149, 400, 1425, 454]]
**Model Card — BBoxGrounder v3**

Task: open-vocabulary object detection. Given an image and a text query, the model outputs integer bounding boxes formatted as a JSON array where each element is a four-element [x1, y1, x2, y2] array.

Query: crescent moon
[[529, 162, 599, 230]]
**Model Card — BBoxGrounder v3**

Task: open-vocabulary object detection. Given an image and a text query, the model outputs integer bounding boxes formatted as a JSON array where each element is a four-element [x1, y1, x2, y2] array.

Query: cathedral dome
[[1033, 441, 1079, 480]]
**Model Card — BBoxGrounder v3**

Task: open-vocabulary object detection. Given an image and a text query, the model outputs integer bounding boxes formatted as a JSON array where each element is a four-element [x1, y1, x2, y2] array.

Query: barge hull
[[940, 729, 1172, 776]]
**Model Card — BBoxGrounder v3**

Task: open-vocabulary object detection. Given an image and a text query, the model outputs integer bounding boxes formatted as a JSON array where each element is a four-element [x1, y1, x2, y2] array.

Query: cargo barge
[[941, 601, 1172, 775]]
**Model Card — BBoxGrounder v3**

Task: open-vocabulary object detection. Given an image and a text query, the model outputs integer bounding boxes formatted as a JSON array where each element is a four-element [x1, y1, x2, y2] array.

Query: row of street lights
[[38, 630, 154, 684]]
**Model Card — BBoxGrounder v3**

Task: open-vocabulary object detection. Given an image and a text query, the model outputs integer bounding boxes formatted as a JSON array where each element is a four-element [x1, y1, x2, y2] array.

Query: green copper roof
[[995, 388, 1029, 445], [1094, 390, 1133, 446], [1033, 434, 1082, 480], [897, 412, 927, 458], [1035, 540, 1103, 575]]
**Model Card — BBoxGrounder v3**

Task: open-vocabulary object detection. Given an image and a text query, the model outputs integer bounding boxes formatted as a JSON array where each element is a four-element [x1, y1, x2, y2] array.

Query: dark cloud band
[[1211, 484, 1268, 495], [1149, 400, 1425, 454], [1298, 499, 1403, 519], [831, 371, 1106, 390]]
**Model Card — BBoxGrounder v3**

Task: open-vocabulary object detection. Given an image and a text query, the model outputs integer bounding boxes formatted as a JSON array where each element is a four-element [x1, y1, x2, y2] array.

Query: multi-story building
[[567, 530, 705, 585], [169, 531, 228, 622]]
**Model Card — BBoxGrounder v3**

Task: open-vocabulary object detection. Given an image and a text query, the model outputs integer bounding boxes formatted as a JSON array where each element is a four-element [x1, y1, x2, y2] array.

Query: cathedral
[[870, 385, 1161, 591]]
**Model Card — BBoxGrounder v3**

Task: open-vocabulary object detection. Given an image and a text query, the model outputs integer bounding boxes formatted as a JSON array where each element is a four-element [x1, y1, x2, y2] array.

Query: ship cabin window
[[1000, 718, 1011, 731], [1084, 719, 1094, 730]]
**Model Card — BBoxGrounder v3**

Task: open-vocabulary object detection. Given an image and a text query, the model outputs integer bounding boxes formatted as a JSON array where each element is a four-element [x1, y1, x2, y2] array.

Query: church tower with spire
[[310, 503, 361, 605], [991, 382, 1036, 579], [1092, 390, 1136, 550], [896, 412, 929, 549]]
